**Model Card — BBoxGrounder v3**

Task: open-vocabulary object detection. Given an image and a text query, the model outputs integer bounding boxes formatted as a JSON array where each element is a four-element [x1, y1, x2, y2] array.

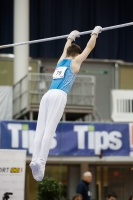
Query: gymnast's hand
[[91, 26, 102, 37], [67, 30, 80, 41]]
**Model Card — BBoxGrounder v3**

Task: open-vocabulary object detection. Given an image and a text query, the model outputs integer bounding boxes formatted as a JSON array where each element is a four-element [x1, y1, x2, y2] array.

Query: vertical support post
[[114, 63, 119, 89], [30, 111, 33, 121], [14, 0, 29, 84], [62, 112, 66, 121]]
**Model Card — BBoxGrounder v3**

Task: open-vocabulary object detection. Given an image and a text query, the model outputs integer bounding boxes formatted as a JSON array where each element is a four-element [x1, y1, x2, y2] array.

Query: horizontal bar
[[0, 22, 133, 49]]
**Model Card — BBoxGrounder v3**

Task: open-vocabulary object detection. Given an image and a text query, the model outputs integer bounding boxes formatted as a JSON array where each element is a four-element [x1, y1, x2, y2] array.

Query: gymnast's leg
[[29, 92, 48, 180], [32, 90, 67, 181]]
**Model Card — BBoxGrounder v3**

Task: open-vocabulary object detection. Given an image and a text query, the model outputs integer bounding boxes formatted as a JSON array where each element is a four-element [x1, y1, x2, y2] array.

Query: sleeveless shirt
[[49, 59, 76, 94]]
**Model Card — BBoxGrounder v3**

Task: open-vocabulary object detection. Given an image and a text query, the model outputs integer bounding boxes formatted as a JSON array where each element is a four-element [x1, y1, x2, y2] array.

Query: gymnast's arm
[[57, 38, 72, 63], [72, 26, 102, 73], [74, 34, 97, 64], [57, 30, 80, 63]]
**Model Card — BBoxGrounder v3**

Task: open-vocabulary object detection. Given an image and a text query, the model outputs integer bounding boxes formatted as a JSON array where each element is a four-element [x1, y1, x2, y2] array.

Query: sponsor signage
[[0, 167, 23, 173], [0, 149, 26, 200], [0, 121, 131, 156]]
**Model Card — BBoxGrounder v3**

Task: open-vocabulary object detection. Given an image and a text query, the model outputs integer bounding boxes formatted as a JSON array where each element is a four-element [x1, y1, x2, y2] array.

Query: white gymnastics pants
[[32, 89, 67, 164]]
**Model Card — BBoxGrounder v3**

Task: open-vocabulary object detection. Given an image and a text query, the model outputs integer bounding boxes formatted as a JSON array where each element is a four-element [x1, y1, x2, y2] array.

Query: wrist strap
[[67, 34, 75, 41]]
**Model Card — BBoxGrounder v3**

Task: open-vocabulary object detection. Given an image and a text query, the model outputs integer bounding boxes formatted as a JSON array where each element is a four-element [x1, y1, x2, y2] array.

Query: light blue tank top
[[49, 59, 76, 94]]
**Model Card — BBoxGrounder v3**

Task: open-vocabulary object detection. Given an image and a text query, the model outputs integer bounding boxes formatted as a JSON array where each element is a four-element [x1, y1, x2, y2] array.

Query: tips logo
[[7, 123, 35, 154], [74, 125, 122, 155]]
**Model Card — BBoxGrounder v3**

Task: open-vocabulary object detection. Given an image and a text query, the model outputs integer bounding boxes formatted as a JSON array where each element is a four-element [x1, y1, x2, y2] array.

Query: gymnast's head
[[66, 43, 82, 58]]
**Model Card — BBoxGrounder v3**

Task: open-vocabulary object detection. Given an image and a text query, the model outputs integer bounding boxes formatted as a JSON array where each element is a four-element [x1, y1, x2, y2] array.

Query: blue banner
[[0, 121, 131, 156]]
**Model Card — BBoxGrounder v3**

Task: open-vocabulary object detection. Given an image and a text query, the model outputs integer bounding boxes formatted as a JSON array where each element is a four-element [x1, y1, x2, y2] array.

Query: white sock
[[29, 161, 44, 182], [29, 160, 45, 182], [36, 159, 45, 181]]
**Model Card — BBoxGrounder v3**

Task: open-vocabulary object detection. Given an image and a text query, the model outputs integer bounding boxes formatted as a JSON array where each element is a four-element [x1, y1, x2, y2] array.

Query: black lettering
[[6, 168, 10, 172], [56, 71, 62, 75], [3, 168, 6, 172], [0, 167, 9, 172]]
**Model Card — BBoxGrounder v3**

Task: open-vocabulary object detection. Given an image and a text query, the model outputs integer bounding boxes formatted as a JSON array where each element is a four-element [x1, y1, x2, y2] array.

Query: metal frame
[[13, 73, 96, 120]]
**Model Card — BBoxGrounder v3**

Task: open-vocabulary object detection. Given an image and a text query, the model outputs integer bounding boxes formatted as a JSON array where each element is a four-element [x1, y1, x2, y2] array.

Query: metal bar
[[0, 22, 133, 49]]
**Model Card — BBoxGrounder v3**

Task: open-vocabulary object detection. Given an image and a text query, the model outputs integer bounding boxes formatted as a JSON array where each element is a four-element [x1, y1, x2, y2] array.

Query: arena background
[[0, 1, 133, 200], [0, 0, 133, 61]]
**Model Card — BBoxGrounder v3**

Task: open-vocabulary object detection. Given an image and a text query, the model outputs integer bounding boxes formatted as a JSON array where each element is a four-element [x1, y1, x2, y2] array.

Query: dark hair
[[112, 194, 118, 198], [106, 194, 112, 198], [66, 43, 82, 57], [72, 194, 83, 200], [128, 195, 133, 200]]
